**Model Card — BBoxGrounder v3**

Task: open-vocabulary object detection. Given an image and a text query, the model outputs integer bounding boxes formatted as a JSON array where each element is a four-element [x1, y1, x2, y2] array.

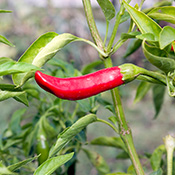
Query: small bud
[[163, 135, 175, 151]]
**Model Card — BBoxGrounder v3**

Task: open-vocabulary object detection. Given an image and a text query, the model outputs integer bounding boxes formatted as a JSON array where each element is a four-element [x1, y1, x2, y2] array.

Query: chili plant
[[0, 0, 175, 175]]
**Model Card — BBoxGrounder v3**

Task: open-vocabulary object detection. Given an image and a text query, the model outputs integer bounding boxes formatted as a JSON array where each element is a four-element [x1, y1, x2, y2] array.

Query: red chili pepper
[[171, 45, 174, 51], [35, 67, 124, 100], [171, 41, 175, 51]]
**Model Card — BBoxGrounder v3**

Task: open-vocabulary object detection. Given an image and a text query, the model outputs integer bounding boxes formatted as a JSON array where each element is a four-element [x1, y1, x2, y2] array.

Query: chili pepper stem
[[104, 58, 145, 175]]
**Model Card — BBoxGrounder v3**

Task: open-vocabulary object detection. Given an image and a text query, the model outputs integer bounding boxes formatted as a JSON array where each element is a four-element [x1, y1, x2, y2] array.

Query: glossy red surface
[[35, 67, 124, 100]]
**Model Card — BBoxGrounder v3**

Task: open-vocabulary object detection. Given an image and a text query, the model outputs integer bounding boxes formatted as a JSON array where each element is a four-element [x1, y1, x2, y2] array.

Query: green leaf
[[148, 6, 175, 24], [49, 114, 97, 157], [0, 60, 39, 76], [119, 11, 130, 24], [116, 151, 129, 159], [123, 1, 162, 41], [0, 84, 29, 105], [23, 126, 38, 155], [97, 0, 115, 21], [150, 145, 166, 171], [81, 60, 103, 75], [77, 98, 92, 113], [12, 32, 107, 87], [152, 85, 165, 119], [142, 0, 172, 14], [40, 115, 57, 139], [136, 33, 155, 42], [123, 39, 142, 58], [2, 138, 22, 151], [0, 90, 25, 101], [9, 108, 26, 134], [0, 10, 12, 13], [127, 165, 136, 175], [13, 93, 29, 106], [0, 161, 16, 175], [34, 152, 74, 175], [8, 155, 39, 172], [134, 81, 151, 104], [12, 32, 73, 86], [23, 84, 40, 99], [149, 168, 163, 175], [0, 57, 12, 64], [83, 148, 110, 174], [91, 136, 127, 152], [142, 40, 175, 73], [0, 35, 14, 47], [121, 31, 140, 40], [159, 26, 175, 50]]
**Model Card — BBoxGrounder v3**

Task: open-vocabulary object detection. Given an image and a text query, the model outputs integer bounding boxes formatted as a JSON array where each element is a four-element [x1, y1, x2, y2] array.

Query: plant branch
[[97, 118, 119, 133], [107, 3, 125, 53], [104, 57, 145, 175], [82, 0, 104, 50]]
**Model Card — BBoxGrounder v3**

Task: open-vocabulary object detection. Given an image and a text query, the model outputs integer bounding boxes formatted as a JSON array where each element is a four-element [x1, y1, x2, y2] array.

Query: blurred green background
[[1, 0, 175, 174]]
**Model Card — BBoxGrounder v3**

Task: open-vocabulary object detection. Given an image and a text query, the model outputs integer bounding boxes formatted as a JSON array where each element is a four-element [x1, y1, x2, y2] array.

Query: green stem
[[104, 57, 145, 175], [97, 118, 119, 133], [111, 39, 127, 55], [164, 135, 175, 175], [104, 21, 109, 46], [140, 68, 166, 85], [107, 4, 125, 53], [82, 0, 104, 50], [167, 148, 173, 175], [79, 38, 108, 57]]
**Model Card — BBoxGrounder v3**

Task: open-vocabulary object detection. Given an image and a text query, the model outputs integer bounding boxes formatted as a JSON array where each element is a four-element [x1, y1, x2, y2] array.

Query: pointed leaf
[[81, 60, 103, 75], [40, 115, 57, 139], [97, 0, 115, 21], [152, 85, 165, 119], [12, 32, 74, 86], [0, 57, 13, 64], [0, 61, 39, 76], [0, 35, 14, 47], [142, 41, 175, 73], [13, 93, 29, 106], [121, 31, 140, 40], [83, 149, 110, 174], [148, 6, 175, 24], [8, 155, 39, 172], [123, 1, 162, 41], [116, 151, 129, 159], [49, 114, 97, 157], [34, 153, 74, 175], [119, 11, 130, 24], [0, 90, 25, 101], [149, 168, 163, 175], [0, 162, 16, 175], [123, 39, 142, 58], [9, 108, 26, 134], [134, 81, 151, 104], [136, 33, 155, 42], [159, 26, 175, 49], [12, 32, 107, 87], [150, 145, 166, 171]]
